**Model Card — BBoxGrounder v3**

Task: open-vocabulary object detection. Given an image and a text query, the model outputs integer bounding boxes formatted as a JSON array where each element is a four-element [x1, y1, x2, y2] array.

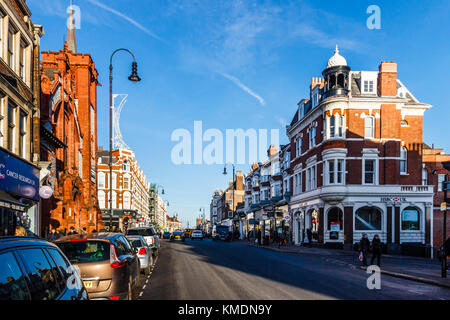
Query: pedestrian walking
[[47, 228, 60, 242], [257, 229, 261, 245], [371, 234, 382, 267], [278, 232, 285, 248], [359, 234, 370, 267]]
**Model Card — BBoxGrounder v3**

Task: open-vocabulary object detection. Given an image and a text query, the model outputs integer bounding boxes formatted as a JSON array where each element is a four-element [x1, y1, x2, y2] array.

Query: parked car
[[0, 236, 88, 300], [191, 230, 204, 240], [170, 231, 185, 242], [55, 233, 140, 300], [126, 227, 160, 258], [212, 225, 231, 241], [162, 232, 171, 239], [126, 236, 153, 275]]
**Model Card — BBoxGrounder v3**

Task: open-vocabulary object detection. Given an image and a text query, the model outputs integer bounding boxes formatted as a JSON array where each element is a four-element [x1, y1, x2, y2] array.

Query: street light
[[223, 164, 236, 239], [109, 48, 141, 231]]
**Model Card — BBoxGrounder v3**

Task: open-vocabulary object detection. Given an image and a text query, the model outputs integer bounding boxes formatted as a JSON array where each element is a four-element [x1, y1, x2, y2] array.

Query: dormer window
[[363, 80, 374, 93]]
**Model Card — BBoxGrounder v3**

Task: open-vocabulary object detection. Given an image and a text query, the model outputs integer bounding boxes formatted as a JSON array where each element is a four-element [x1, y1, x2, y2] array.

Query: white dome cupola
[[326, 45, 347, 69], [322, 45, 351, 99]]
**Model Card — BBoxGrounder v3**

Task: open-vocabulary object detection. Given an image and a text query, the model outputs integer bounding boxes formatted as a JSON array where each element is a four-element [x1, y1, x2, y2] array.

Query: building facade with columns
[[286, 47, 434, 256]]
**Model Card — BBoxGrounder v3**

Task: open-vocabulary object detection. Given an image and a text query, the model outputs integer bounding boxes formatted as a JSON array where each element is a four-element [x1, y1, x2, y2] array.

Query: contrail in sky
[[219, 72, 266, 106]]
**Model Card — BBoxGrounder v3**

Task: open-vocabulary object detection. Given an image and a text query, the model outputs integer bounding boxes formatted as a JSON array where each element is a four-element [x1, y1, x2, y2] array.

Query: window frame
[[363, 158, 377, 185], [355, 206, 383, 231], [401, 207, 421, 231], [400, 146, 408, 174], [364, 116, 375, 139]]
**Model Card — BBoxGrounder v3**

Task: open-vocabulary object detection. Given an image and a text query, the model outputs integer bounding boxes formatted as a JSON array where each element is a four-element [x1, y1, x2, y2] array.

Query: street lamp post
[[223, 164, 235, 240], [109, 49, 141, 231], [442, 179, 449, 278]]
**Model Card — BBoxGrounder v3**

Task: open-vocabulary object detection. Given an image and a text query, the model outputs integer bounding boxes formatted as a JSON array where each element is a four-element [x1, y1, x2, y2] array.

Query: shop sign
[[330, 222, 340, 232], [380, 196, 406, 203], [0, 149, 39, 201], [0, 200, 26, 212]]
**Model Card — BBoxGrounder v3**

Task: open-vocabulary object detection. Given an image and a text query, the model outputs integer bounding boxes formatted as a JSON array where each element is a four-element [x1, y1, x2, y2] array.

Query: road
[[135, 238, 450, 300]]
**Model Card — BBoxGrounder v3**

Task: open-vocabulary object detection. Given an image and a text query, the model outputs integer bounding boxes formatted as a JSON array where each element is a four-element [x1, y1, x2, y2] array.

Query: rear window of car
[[173, 231, 183, 235], [127, 228, 155, 236], [127, 239, 144, 248], [193, 231, 202, 234], [57, 241, 110, 264]]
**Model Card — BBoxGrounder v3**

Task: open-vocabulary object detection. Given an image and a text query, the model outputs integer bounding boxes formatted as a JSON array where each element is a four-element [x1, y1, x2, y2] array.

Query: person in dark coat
[[371, 234, 382, 266], [67, 226, 78, 235], [47, 229, 60, 242], [306, 228, 312, 243], [359, 234, 370, 266], [256, 229, 261, 245]]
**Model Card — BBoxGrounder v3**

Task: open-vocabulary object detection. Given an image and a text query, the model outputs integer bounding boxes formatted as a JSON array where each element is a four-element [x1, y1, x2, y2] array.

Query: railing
[[401, 186, 429, 192]]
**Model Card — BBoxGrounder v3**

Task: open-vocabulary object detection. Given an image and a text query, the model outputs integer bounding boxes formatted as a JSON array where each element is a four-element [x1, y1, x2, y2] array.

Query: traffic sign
[[284, 214, 291, 221], [441, 202, 447, 211]]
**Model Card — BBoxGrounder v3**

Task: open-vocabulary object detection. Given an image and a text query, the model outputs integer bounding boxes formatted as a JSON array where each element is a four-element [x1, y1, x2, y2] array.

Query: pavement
[[243, 239, 450, 289], [136, 238, 450, 300]]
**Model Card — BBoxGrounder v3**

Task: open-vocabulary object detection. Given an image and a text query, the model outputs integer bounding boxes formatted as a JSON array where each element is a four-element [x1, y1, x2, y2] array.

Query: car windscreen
[[127, 228, 155, 236], [57, 241, 110, 264]]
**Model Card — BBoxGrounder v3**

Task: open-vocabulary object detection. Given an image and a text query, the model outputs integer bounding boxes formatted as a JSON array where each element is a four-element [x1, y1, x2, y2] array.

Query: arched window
[[401, 207, 420, 230], [355, 207, 382, 230], [327, 207, 343, 230], [364, 116, 375, 139], [400, 147, 408, 174]]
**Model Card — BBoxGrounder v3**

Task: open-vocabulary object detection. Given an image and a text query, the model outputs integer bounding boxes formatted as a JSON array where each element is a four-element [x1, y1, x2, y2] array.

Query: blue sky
[[29, 0, 450, 228]]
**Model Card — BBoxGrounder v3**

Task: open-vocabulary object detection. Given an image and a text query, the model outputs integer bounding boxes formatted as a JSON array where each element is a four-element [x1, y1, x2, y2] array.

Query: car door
[[121, 236, 140, 285], [116, 236, 138, 286], [46, 247, 88, 300]]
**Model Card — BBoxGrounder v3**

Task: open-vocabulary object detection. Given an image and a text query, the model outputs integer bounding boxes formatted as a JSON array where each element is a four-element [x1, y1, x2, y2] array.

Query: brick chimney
[[310, 77, 325, 98], [378, 61, 397, 97], [267, 144, 278, 156]]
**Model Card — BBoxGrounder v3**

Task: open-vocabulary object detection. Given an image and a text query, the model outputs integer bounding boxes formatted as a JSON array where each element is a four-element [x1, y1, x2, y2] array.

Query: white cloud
[[218, 72, 265, 106]]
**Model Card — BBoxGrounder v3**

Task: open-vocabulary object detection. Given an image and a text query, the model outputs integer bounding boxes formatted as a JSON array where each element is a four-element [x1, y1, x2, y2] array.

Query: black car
[[162, 232, 171, 239], [0, 236, 88, 300], [170, 231, 185, 242]]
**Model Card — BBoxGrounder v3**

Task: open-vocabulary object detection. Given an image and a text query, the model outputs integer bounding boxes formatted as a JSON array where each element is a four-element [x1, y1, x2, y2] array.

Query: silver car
[[126, 227, 160, 258], [126, 235, 153, 275]]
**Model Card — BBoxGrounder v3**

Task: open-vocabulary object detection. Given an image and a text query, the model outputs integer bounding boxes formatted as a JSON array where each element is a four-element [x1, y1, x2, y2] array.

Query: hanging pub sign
[[0, 149, 39, 201]]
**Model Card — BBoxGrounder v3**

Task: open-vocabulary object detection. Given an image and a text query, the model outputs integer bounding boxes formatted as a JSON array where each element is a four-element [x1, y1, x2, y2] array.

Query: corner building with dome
[[286, 46, 434, 256]]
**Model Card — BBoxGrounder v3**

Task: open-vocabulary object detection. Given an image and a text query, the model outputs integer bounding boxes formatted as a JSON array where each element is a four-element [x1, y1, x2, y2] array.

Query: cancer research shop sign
[[0, 149, 39, 201]]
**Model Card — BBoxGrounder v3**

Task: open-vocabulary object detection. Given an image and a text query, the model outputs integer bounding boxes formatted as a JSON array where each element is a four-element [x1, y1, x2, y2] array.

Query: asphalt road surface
[[135, 239, 450, 300]]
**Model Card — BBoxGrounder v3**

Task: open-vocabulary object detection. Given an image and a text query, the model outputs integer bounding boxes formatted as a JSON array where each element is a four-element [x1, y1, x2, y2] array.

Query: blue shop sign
[[0, 149, 39, 202]]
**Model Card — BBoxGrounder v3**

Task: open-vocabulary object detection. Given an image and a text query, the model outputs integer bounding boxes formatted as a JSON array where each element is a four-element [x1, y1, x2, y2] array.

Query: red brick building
[[423, 145, 450, 251], [286, 47, 434, 256], [38, 11, 102, 235]]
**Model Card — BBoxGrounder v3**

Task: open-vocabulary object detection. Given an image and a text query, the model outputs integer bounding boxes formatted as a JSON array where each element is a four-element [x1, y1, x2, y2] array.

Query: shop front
[[0, 148, 40, 236], [289, 185, 434, 255]]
